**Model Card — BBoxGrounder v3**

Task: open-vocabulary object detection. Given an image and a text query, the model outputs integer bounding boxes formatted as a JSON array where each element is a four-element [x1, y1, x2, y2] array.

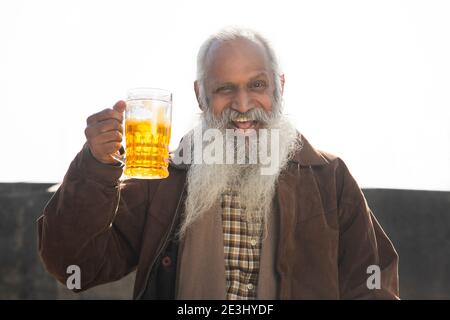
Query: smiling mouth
[[231, 118, 258, 130]]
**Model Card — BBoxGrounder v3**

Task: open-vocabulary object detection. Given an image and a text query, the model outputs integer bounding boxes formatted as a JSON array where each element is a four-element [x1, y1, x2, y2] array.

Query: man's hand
[[85, 100, 126, 165]]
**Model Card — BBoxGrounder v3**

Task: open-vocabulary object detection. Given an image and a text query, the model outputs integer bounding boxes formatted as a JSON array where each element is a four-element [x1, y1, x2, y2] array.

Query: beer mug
[[115, 88, 172, 179]]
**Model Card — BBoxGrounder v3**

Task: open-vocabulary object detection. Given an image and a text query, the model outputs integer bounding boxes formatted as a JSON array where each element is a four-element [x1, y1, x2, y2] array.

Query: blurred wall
[[0, 183, 134, 299], [364, 188, 450, 299], [1, 183, 449, 299]]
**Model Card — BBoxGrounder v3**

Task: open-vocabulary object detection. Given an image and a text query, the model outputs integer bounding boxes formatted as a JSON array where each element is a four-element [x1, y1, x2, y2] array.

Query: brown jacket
[[37, 134, 399, 299]]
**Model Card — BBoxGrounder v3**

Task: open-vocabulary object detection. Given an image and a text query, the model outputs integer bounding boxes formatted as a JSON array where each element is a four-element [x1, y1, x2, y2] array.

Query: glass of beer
[[121, 88, 172, 179]]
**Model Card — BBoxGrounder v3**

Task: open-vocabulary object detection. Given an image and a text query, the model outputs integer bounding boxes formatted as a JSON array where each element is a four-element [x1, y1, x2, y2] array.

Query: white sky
[[0, 0, 449, 190]]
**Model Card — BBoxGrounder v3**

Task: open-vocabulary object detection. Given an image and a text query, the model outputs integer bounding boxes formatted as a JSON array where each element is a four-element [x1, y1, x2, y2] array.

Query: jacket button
[[161, 256, 172, 267]]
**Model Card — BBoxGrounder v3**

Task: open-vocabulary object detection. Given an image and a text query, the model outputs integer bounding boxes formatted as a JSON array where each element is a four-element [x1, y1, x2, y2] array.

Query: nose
[[231, 89, 252, 114]]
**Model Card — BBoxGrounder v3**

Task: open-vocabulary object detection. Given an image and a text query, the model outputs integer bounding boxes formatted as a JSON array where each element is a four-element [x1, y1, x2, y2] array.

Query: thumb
[[113, 100, 126, 113]]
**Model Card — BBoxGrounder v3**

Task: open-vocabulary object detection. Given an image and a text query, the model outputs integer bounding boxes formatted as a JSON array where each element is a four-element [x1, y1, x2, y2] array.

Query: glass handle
[[111, 145, 126, 165]]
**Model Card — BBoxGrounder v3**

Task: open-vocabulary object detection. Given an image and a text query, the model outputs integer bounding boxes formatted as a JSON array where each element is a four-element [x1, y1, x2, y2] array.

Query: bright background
[[1, 0, 449, 190]]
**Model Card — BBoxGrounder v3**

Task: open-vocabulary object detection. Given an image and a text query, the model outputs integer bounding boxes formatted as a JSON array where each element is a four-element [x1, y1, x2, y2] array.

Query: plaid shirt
[[221, 188, 263, 300]]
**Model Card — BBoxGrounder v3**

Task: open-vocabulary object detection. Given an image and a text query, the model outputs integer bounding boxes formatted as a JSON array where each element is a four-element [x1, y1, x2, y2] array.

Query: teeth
[[234, 117, 251, 122]]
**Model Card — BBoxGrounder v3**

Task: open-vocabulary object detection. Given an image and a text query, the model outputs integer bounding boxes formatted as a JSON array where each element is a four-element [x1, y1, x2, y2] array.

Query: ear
[[280, 74, 285, 96], [194, 80, 204, 111]]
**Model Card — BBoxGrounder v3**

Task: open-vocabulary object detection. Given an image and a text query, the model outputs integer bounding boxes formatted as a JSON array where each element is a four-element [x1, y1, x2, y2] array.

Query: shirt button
[[247, 283, 254, 290], [250, 239, 257, 246], [161, 256, 172, 267]]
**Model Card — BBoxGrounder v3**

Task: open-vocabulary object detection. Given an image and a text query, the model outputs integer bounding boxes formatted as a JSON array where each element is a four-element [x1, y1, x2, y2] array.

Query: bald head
[[203, 38, 272, 85]]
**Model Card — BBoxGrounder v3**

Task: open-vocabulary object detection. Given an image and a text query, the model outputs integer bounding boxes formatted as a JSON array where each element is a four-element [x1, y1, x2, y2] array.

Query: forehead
[[204, 38, 271, 83]]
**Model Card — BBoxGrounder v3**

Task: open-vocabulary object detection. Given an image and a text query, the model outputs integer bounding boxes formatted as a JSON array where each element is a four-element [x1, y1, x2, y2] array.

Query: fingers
[[87, 129, 123, 146], [84, 100, 126, 165], [95, 141, 123, 155], [113, 100, 126, 113], [86, 129, 123, 165], [86, 101, 125, 125], [85, 119, 123, 138], [86, 109, 122, 125]]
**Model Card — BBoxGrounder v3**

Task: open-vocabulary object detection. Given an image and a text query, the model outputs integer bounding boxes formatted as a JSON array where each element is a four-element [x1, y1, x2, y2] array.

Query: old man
[[38, 27, 399, 299]]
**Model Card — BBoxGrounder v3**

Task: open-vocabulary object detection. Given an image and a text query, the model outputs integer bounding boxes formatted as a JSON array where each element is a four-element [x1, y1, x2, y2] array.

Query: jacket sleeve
[[37, 143, 158, 292], [336, 159, 399, 299]]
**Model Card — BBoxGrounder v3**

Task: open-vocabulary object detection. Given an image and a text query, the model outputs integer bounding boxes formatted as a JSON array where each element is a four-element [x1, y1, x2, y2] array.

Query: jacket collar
[[291, 133, 329, 167]]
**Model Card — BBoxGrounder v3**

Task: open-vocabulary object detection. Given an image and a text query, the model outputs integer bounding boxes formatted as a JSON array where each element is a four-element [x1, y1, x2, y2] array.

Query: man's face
[[200, 38, 277, 130]]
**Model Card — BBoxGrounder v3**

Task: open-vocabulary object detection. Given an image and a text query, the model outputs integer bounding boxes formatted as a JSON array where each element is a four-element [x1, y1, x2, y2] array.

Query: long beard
[[177, 103, 300, 238]]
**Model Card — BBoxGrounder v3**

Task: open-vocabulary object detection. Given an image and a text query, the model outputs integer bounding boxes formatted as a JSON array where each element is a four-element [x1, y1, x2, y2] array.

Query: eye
[[250, 80, 267, 90], [215, 85, 234, 93]]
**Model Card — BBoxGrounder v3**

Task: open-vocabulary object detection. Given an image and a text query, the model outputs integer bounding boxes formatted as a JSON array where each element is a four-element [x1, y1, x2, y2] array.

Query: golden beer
[[124, 119, 171, 179], [123, 88, 172, 179]]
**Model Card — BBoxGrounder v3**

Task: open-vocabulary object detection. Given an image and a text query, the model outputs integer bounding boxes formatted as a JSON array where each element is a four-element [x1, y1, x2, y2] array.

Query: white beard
[[177, 115, 300, 238]]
